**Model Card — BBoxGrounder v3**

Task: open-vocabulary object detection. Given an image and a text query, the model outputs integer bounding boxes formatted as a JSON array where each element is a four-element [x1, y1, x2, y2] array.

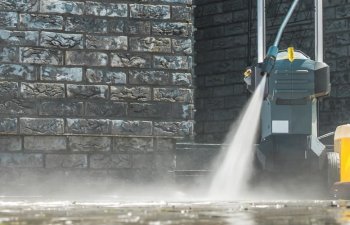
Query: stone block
[[111, 120, 152, 136], [67, 84, 108, 99], [0, 153, 43, 168], [0, 118, 17, 134], [108, 20, 124, 33], [110, 86, 151, 101], [129, 70, 171, 85], [172, 39, 192, 54], [154, 88, 193, 103], [19, 14, 63, 30], [154, 56, 190, 70], [154, 121, 193, 136], [0, 64, 35, 81], [40, 0, 84, 15], [39, 101, 83, 116], [111, 53, 151, 68], [0, 137, 22, 152], [66, 51, 107, 66], [0, 0, 39, 12], [130, 37, 171, 53], [130, 4, 170, 19], [128, 102, 171, 118], [86, 2, 127, 17], [24, 136, 66, 151], [132, 154, 154, 169], [20, 47, 63, 65], [65, 16, 107, 33], [126, 21, 150, 35], [85, 102, 127, 117], [0, 12, 18, 28], [20, 118, 64, 135], [41, 66, 82, 82], [68, 136, 111, 152], [86, 69, 126, 84], [172, 5, 192, 21], [172, 73, 192, 86], [21, 82, 65, 98], [155, 138, 175, 152], [86, 35, 127, 50], [89, 154, 131, 169], [152, 22, 189, 36], [40, 32, 83, 49], [0, 82, 18, 99], [45, 154, 87, 168], [172, 103, 195, 119], [0, 99, 37, 116], [66, 119, 110, 134], [0, 47, 17, 63], [0, 30, 38, 46], [113, 137, 153, 152]]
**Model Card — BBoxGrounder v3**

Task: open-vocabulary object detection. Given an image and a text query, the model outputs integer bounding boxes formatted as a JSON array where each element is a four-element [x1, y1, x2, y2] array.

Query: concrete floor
[[0, 199, 348, 225]]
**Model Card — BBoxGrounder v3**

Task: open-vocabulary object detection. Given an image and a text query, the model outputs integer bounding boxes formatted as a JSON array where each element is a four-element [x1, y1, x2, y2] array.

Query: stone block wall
[[0, 0, 194, 182], [194, 0, 350, 143]]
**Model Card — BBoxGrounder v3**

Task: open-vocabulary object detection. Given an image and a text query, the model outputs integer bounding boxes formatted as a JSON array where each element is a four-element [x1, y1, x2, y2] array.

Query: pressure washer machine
[[244, 0, 331, 173]]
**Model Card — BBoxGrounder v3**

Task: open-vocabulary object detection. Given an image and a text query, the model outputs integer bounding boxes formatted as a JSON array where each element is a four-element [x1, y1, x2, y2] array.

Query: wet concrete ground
[[0, 199, 349, 225]]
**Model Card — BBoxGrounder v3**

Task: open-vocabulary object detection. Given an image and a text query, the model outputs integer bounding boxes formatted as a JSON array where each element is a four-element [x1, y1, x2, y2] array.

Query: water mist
[[209, 76, 267, 201]]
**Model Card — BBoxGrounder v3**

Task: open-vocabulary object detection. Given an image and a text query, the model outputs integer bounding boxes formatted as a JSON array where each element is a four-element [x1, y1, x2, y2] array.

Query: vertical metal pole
[[315, 0, 323, 62], [257, 0, 266, 63]]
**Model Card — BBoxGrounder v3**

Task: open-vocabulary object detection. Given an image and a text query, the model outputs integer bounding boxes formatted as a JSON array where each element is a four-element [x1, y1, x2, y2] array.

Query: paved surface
[[0, 199, 349, 225]]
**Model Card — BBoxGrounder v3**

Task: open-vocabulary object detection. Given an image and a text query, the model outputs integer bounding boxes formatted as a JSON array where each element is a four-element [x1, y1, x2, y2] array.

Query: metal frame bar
[[257, 0, 266, 63], [315, 0, 323, 62]]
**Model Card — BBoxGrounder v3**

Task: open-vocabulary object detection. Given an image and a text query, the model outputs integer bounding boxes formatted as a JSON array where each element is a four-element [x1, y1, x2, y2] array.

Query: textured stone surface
[[130, 37, 171, 52], [67, 84, 108, 99], [172, 39, 192, 54], [152, 22, 189, 36], [68, 136, 111, 152], [113, 137, 153, 152], [39, 101, 83, 116], [154, 56, 190, 70], [0, 64, 35, 80], [40, 0, 84, 15], [0, 153, 43, 168], [0, 12, 18, 28], [156, 138, 175, 152], [0, 82, 18, 99], [173, 73, 192, 86], [132, 154, 154, 169], [0, 118, 17, 134], [20, 47, 63, 65], [111, 53, 151, 68], [86, 102, 127, 117], [0, 47, 17, 63], [111, 120, 152, 136], [0, 30, 38, 46], [24, 136, 66, 151], [0, 137, 22, 152], [154, 88, 193, 103], [65, 17, 107, 33], [41, 66, 82, 82], [20, 118, 64, 135], [90, 154, 131, 169], [66, 51, 107, 66], [154, 121, 193, 136], [0, 99, 37, 116], [129, 70, 170, 85], [130, 4, 170, 19], [128, 102, 171, 119], [21, 82, 65, 98], [0, 0, 39, 12], [86, 69, 126, 84], [126, 21, 151, 35], [86, 35, 127, 50], [19, 14, 63, 30], [66, 119, 110, 134], [86, 2, 128, 17], [45, 154, 87, 168], [40, 32, 83, 49], [110, 86, 151, 101]]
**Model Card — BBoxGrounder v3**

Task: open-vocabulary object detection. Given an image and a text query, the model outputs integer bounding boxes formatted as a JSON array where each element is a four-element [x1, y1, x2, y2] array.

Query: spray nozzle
[[261, 46, 279, 76]]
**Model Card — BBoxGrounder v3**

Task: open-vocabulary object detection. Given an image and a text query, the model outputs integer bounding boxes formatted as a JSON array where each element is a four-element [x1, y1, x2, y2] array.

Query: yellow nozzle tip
[[244, 69, 252, 77]]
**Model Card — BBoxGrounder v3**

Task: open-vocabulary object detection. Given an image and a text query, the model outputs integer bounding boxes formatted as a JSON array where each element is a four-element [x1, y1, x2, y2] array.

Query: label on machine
[[272, 120, 289, 133]]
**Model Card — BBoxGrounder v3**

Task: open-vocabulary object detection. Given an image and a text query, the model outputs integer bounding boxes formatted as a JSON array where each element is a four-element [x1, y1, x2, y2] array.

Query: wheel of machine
[[327, 152, 340, 190]]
